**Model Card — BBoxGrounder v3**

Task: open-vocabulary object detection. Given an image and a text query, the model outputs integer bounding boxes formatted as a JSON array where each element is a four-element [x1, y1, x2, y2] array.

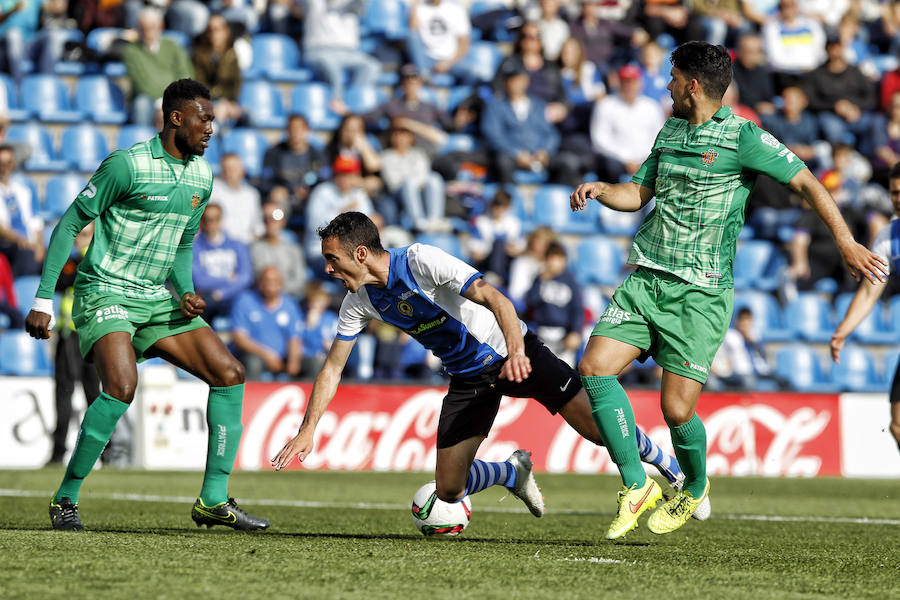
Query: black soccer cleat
[[49, 497, 84, 531], [191, 498, 270, 531]]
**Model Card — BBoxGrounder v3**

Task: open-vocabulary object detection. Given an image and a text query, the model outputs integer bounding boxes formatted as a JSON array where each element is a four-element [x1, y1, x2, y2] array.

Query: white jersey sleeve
[[406, 243, 481, 296], [871, 222, 892, 274], [335, 288, 378, 340]]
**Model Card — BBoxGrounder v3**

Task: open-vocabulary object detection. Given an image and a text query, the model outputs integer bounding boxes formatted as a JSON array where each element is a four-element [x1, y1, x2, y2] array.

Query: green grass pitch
[[1, 469, 898, 599]]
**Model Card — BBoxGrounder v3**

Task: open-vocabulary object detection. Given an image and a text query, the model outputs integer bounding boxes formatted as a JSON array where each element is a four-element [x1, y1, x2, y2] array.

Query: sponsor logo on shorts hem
[[683, 360, 708, 374]]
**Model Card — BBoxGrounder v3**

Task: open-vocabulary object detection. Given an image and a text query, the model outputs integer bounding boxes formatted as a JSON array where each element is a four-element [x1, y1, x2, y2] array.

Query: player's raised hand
[[838, 240, 889, 285], [271, 427, 316, 471], [180, 292, 206, 318], [570, 182, 606, 212], [25, 310, 52, 339], [499, 351, 532, 383]]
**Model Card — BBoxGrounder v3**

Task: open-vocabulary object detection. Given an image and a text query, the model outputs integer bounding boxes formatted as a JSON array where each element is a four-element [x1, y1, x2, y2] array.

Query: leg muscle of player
[[659, 370, 703, 427], [577, 335, 642, 377], [434, 435, 486, 502], [93, 331, 139, 403], [149, 327, 245, 387]]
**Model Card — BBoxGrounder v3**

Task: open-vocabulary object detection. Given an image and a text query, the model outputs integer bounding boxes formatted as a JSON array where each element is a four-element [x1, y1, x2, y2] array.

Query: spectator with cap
[[211, 153, 264, 245], [192, 203, 254, 323], [590, 64, 665, 183], [230, 265, 304, 381], [305, 153, 375, 259], [260, 114, 327, 225], [123, 6, 194, 125], [408, 0, 472, 81], [0, 144, 43, 277], [250, 202, 308, 298], [482, 62, 581, 185]]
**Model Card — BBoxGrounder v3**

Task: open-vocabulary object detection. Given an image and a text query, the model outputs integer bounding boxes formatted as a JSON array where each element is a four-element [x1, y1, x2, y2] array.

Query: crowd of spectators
[[1, 0, 899, 386]]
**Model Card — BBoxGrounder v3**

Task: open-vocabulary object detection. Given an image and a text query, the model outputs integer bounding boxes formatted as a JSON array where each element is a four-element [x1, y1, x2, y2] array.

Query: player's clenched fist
[[25, 310, 53, 339], [570, 181, 607, 212], [180, 292, 206, 318]]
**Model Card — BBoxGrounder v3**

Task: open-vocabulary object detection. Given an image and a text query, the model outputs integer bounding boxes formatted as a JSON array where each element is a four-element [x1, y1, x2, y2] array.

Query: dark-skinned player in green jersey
[[570, 42, 889, 539], [25, 79, 269, 532]]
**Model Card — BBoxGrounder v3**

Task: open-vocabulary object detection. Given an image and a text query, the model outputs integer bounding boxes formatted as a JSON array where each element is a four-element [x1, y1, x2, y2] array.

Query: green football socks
[[54, 392, 129, 503], [671, 414, 707, 497], [581, 375, 646, 488], [199, 384, 244, 506]]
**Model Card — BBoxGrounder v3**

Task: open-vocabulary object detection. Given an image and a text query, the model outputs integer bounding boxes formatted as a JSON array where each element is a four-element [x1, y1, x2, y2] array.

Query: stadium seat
[[732, 290, 791, 342], [889, 296, 900, 335], [529, 184, 598, 234], [455, 41, 503, 84], [733, 239, 785, 291], [61, 124, 109, 173], [75, 75, 127, 124], [362, 0, 409, 40], [116, 124, 156, 150], [166, 1, 210, 37], [511, 168, 548, 184], [784, 293, 833, 343], [596, 203, 642, 237], [43, 173, 86, 220], [0, 74, 27, 121], [20, 74, 82, 122], [5, 122, 66, 171], [884, 350, 900, 383], [832, 344, 882, 392], [446, 85, 475, 112], [238, 80, 288, 129], [51, 29, 87, 76], [416, 232, 465, 259], [344, 84, 387, 116], [290, 82, 340, 131], [437, 133, 477, 156], [575, 236, 626, 287], [247, 34, 312, 82], [833, 293, 894, 344], [203, 135, 222, 176], [345, 332, 376, 380], [774, 345, 836, 393], [220, 128, 268, 178], [13, 275, 41, 307], [85, 27, 125, 54], [0, 330, 52, 376]]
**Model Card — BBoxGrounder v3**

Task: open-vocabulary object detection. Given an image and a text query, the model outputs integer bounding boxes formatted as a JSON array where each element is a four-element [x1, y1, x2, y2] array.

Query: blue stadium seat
[[0, 313, 10, 330], [437, 133, 477, 156], [344, 84, 387, 115], [290, 82, 340, 131], [833, 292, 894, 344], [732, 290, 791, 342], [52, 29, 88, 75], [0, 74, 27, 121], [529, 184, 598, 234], [5, 122, 66, 171], [884, 350, 900, 383], [511, 168, 548, 184], [75, 75, 127, 124], [61, 124, 109, 173], [238, 79, 288, 129], [455, 41, 503, 84], [784, 293, 833, 343], [733, 239, 785, 291], [43, 173, 87, 220], [85, 27, 125, 53], [832, 344, 882, 392], [596, 203, 642, 237], [248, 34, 312, 82], [0, 330, 52, 376], [116, 124, 156, 150], [575, 236, 625, 287], [13, 275, 41, 307], [203, 135, 222, 175], [774, 345, 835, 393], [362, 0, 409, 40], [890, 296, 900, 335], [165, 1, 210, 37], [20, 74, 82, 122], [220, 128, 269, 178], [345, 332, 376, 380], [446, 85, 474, 112], [417, 232, 465, 259]]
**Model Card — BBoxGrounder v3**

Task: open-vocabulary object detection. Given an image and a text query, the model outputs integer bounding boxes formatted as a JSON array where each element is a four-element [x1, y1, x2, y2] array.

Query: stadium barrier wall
[[2, 371, 898, 477]]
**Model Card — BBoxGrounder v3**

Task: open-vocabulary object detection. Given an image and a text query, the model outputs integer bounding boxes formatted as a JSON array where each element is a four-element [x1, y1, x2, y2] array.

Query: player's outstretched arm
[[570, 181, 653, 213], [831, 277, 886, 363], [463, 277, 531, 383], [788, 169, 889, 284], [270, 337, 356, 470]]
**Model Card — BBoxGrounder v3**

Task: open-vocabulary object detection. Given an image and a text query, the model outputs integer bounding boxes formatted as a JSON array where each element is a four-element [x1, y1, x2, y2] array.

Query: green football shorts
[[72, 293, 208, 361], [591, 267, 734, 383]]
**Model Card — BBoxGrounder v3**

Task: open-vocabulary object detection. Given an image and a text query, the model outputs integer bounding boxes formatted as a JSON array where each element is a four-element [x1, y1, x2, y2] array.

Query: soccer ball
[[410, 480, 472, 537]]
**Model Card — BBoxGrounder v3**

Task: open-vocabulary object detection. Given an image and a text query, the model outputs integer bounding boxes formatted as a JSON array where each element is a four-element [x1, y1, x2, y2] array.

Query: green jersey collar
[[150, 133, 195, 164], [711, 105, 732, 121]]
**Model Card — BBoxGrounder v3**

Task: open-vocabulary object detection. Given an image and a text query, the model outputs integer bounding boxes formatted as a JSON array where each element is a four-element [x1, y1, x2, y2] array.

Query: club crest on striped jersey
[[701, 149, 718, 166]]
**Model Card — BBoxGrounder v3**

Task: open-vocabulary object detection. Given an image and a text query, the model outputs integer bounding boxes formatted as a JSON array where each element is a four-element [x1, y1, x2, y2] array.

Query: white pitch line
[[2, 489, 899, 526]]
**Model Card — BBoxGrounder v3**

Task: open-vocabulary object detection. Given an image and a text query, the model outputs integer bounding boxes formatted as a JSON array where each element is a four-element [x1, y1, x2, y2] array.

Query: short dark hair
[[0, 144, 14, 156], [546, 241, 567, 259], [287, 113, 308, 128], [890, 161, 900, 180], [670, 42, 733, 100], [162, 78, 211, 121], [736, 307, 753, 319], [317, 211, 385, 255]]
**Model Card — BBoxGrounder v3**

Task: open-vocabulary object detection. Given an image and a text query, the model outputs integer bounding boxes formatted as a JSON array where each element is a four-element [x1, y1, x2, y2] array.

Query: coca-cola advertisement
[[235, 384, 843, 476]]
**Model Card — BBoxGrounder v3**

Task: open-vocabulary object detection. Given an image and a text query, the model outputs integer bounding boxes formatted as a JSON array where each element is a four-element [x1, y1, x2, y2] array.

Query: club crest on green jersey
[[191, 192, 201, 209], [701, 149, 718, 166]]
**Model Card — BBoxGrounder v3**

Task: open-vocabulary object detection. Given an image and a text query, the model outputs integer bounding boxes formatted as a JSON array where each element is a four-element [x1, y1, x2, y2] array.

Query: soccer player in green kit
[[570, 42, 889, 539], [25, 79, 269, 532]]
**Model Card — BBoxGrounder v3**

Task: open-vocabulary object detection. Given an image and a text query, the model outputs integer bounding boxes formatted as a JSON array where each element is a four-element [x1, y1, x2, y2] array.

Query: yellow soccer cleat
[[648, 478, 710, 535], [606, 477, 662, 540]]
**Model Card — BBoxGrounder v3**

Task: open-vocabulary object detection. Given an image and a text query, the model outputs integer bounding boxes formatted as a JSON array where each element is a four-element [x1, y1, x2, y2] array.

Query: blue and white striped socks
[[464, 459, 518, 496], [636, 426, 683, 484]]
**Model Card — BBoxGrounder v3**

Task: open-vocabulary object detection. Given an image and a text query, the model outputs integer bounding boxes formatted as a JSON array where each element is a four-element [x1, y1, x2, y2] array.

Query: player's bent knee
[[211, 358, 245, 387], [577, 355, 611, 377], [662, 406, 694, 428], [104, 381, 136, 404], [890, 421, 900, 442]]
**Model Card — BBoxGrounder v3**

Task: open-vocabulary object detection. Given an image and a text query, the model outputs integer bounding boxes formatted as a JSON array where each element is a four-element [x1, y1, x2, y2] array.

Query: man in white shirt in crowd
[[211, 153, 263, 244], [408, 0, 472, 81], [0, 144, 43, 276]]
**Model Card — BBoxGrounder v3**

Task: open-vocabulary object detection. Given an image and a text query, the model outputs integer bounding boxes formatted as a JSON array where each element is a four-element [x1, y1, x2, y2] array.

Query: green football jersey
[[71, 135, 212, 300], [631, 106, 805, 288]]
